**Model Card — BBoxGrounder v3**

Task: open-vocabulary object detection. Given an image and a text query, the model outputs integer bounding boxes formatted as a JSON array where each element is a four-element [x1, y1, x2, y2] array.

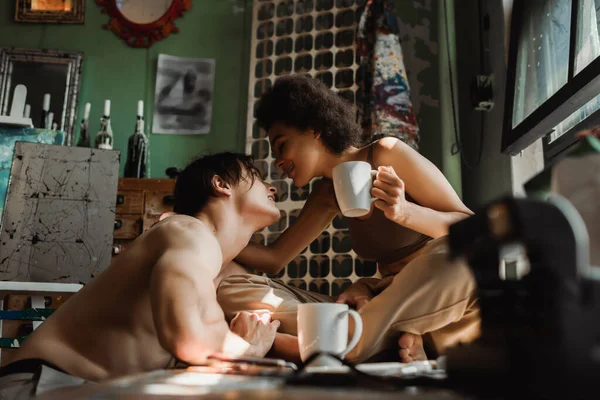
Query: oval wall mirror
[[96, 0, 192, 48]]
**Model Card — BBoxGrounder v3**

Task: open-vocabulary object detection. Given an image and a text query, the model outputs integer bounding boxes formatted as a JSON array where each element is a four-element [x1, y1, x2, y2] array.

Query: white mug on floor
[[332, 161, 378, 218], [297, 303, 363, 367]]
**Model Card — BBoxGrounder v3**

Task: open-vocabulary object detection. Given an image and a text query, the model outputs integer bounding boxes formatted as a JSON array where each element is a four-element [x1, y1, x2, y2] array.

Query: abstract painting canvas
[[0, 142, 120, 283]]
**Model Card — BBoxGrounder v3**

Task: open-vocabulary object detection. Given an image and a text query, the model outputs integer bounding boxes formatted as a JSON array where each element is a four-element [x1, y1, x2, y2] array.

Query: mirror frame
[[96, 0, 193, 48], [0, 47, 83, 146]]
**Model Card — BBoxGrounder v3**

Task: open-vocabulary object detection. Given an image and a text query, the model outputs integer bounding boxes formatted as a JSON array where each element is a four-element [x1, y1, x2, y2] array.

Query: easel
[[0, 84, 78, 364], [0, 282, 81, 364]]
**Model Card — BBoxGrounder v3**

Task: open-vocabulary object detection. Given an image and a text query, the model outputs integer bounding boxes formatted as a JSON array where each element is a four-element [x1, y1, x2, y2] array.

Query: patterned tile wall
[[247, 0, 378, 296]]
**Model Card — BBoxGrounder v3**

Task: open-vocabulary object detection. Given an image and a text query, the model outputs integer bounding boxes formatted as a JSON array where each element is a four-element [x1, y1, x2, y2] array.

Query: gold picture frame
[[15, 0, 85, 24]]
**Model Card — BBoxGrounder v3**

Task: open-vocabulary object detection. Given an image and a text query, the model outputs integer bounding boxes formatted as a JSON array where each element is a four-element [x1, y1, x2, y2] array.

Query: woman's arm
[[373, 138, 473, 238], [235, 179, 340, 275], [401, 201, 469, 238]]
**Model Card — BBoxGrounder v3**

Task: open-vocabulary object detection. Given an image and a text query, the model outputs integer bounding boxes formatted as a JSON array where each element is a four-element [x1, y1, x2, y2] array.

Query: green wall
[[0, 0, 457, 191], [0, 0, 252, 177], [454, 0, 513, 208]]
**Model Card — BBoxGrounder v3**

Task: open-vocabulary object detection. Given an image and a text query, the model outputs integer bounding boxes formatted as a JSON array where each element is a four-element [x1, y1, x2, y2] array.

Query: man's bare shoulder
[[148, 215, 219, 254], [144, 215, 223, 278]]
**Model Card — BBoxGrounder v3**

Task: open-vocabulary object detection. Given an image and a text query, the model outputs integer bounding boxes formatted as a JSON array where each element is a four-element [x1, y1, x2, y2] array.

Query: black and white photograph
[[152, 54, 215, 134]]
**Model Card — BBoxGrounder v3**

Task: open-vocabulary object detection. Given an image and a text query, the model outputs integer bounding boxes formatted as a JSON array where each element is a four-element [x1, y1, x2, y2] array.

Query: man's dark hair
[[254, 75, 362, 154], [173, 152, 260, 216]]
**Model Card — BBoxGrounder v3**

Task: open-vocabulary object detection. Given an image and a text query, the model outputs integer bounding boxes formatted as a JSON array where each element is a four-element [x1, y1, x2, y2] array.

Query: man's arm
[[149, 226, 278, 364], [150, 251, 229, 363]]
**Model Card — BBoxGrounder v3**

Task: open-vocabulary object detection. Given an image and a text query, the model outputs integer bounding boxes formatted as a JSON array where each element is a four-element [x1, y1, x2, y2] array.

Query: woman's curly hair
[[254, 75, 363, 154]]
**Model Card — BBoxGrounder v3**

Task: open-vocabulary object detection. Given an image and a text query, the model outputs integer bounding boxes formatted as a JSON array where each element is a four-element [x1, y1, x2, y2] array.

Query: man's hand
[[229, 312, 280, 357], [336, 279, 378, 310]]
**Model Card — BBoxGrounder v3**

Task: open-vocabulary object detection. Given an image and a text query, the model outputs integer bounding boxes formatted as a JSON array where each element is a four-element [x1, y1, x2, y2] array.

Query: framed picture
[[152, 54, 215, 135], [15, 0, 85, 24]]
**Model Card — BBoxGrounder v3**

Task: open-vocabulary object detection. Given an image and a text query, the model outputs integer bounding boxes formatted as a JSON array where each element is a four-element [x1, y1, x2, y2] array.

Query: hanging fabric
[[357, 0, 420, 151]]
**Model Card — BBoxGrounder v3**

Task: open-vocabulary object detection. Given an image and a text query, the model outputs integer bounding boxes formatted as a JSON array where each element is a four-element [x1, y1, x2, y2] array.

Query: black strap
[[0, 358, 65, 378], [367, 143, 375, 166]]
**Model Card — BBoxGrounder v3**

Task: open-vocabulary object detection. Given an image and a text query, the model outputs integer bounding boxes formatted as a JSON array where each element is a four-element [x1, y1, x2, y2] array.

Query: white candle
[[84, 103, 91, 120], [104, 99, 111, 117], [47, 112, 54, 129], [23, 104, 31, 118], [137, 100, 144, 118], [43, 94, 51, 111]]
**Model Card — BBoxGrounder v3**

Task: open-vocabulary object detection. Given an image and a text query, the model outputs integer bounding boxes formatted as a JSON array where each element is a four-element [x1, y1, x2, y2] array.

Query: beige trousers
[[217, 237, 480, 363]]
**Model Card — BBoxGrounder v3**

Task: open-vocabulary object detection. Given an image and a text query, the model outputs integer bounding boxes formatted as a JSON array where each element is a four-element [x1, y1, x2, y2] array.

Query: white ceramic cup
[[332, 161, 378, 218], [297, 303, 363, 367]]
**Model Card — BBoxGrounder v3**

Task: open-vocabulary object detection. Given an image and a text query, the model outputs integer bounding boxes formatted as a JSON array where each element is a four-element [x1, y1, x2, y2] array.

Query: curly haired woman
[[217, 75, 480, 364]]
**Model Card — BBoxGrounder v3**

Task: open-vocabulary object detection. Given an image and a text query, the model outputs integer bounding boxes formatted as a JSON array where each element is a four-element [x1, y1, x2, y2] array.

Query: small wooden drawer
[[113, 216, 143, 239], [143, 214, 161, 232], [143, 191, 175, 232], [115, 191, 144, 215], [145, 191, 174, 217]]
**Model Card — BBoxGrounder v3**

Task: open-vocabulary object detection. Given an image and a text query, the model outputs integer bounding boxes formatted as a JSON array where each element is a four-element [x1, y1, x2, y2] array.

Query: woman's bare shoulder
[[371, 137, 413, 164], [376, 136, 401, 149]]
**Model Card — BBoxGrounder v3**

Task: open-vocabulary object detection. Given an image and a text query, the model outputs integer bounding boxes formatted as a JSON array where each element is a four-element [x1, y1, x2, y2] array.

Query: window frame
[[503, 0, 600, 156], [542, 106, 600, 163]]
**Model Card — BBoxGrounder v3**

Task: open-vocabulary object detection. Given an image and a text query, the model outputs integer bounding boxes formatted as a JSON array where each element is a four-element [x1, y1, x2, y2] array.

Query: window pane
[[549, 92, 600, 142], [575, 0, 600, 74], [512, 0, 571, 128]]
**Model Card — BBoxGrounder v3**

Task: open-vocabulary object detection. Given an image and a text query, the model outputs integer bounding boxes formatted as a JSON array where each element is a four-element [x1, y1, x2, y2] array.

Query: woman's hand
[[371, 166, 409, 225], [336, 278, 378, 310]]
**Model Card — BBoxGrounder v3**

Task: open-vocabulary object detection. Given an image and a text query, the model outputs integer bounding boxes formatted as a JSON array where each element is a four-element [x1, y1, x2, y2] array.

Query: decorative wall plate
[[96, 0, 192, 48]]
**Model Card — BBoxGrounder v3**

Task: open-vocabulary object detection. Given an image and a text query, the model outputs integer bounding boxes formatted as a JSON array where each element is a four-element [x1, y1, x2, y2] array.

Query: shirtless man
[[0, 152, 282, 397]]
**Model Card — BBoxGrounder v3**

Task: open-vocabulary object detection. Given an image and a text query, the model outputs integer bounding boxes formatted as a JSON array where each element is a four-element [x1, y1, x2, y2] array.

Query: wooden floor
[[36, 368, 467, 400]]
